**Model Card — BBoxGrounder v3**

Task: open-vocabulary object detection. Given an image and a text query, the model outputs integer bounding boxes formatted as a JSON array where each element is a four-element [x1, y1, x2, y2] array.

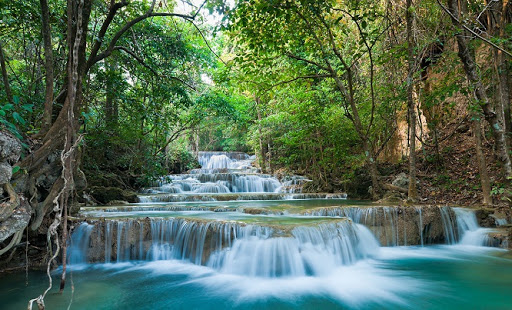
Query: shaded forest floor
[[388, 119, 508, 208]]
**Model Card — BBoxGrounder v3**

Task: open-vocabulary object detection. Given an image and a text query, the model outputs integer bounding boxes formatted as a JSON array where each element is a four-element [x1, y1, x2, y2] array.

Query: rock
[[377, 191, 404, 204], [475, 208, 495, 227], [107, 200, 130, 206], [0, 197, 31, 242], [392, 172, 409, 188], [89, 186, 138, 204], [0, 162, 12, 185], [0, 131, 21, 164]]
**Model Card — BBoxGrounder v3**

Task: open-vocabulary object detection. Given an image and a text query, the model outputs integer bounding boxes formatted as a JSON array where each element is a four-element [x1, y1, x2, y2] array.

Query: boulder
[[0, 131, 21, 164], [89, 186, 138, 204], [392, 172, 409, 189], [0, 162, 12, 185]]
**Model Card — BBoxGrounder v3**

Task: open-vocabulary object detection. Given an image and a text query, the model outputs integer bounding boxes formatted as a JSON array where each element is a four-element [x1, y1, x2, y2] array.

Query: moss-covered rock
[[89, 186, 138, 204]]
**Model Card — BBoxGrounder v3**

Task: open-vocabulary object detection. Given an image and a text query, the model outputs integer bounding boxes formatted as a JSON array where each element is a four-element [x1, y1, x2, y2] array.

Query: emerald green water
[[3, 245, 511, 310]]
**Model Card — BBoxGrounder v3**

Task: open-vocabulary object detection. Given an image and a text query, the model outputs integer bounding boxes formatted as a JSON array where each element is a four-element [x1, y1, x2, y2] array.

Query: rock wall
[[301, 205, 454, 246]]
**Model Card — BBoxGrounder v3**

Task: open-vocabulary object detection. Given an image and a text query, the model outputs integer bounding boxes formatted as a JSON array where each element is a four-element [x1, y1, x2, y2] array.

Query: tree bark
[[105, 57, 118, 127], [495, 1, 511, 143], [39, 0, 54, 134], [474, 118, 492, 205], [0, 40, 13, 104], [406, 0, 418, 201], [255, 96, 267, 173]]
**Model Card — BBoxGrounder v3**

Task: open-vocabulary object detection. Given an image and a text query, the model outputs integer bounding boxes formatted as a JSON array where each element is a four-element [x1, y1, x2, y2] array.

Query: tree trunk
[[105, 57, 118, 127], [333, 72, 382, 199], [474, 118, 492, 205], [495, 1, 511, 143], [255, 96, 267, 173], [0, 40, 13, 104], [39, 0, 54, 134], [406, 0, 418, 201]]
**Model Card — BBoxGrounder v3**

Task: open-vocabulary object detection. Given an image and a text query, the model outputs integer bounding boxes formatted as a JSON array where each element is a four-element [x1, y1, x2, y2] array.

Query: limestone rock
[[392, 172, 409, 189], [0, 197, 30, 242], [89, 186, 138, 204], [0, 162, 12, 184], [0, 131, 21, 164]]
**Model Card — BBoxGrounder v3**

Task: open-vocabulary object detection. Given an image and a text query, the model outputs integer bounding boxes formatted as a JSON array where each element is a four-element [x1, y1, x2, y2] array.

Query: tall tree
[[406, 0, 419, 201], [39, 0, 54, 135]]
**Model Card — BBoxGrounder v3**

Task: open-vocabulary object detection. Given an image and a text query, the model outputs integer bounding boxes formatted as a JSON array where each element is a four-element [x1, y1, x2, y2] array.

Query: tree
[[406, 0, 419, 201], [230, 0, 398, 198]]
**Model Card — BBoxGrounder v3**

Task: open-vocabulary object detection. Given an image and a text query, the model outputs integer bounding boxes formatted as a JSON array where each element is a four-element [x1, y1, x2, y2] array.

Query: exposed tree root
[[0, 230, 23, 256], [0, 183, 20, 221]]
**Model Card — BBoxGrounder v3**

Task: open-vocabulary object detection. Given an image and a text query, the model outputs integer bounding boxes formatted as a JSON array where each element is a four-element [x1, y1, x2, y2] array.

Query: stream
[[2, 151, 512, 309]]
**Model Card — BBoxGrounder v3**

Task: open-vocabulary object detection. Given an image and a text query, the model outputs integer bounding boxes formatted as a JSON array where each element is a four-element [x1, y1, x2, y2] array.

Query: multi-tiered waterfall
[[138, 151, 340, 202], [69, 152, 506, 269], [6, 152, 510, 310]]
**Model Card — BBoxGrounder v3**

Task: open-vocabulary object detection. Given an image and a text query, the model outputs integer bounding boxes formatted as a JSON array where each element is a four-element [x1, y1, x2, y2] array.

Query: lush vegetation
[[1, 0, 511, 198]]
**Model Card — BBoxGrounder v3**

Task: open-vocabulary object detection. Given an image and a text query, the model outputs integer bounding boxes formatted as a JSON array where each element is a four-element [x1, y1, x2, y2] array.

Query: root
[[31, 178, 64, 231], [0, 183, 20, 221], [0, 230, 23, 256]]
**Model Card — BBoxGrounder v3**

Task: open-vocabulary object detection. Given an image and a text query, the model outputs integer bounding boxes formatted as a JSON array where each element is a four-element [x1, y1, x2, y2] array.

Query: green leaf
[[12, 165, 20, 174], [12, 112, 25, 125], [22, 104, 33, 112]]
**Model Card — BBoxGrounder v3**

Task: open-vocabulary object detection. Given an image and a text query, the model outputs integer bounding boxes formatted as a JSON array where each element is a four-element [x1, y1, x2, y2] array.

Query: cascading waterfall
[[69, 152, 499, 286], [143, 152, 307, 198], [69, 218, 380, 276], [67, 222, 94, 265], [301, 205, 492, 246], [208, 222, 379, 277]]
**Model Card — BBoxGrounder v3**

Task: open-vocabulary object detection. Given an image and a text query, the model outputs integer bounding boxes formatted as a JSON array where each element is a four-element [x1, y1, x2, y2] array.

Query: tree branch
[[263, 74, 332, 92], [86, 1, 129, 70], [190, 21, 227, 65], [285, 53, 329, 71], [87, 0, 195, 71], [436, 0, 512, 57]]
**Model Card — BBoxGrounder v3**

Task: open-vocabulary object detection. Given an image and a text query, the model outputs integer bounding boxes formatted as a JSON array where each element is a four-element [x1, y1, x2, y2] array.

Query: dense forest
[[0, 0, 512, 307]]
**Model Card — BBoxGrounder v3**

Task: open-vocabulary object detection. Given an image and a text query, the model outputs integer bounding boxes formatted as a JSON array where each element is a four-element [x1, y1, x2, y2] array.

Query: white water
[[69, 206, 495, 277], [208, 222, 379, 277], [146, 152, 301, 196], [68, 223, 94, 265], [453, 208, 492, 246]]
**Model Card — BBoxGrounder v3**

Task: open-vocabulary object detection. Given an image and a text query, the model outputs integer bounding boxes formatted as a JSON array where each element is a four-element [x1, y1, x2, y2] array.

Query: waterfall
[[416, 206, 424, 247], [302, 205, 495, 246], [143, 152, 318, 197], [437, 207, 491, 246], [68, 223, 94, 265], [453, 208, 491, 246], [69, 218, 379, 276], [303, 206, 412, 246]]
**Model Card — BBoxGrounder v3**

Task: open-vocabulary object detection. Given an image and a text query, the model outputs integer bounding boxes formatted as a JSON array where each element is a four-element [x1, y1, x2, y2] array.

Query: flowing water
[[3, 152, 511, 309]]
